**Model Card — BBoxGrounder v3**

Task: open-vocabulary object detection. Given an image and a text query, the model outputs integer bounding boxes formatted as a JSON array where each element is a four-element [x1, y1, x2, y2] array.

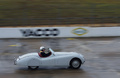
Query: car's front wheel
[[70, 58, 81, 69], [28, 66, 39, 70]]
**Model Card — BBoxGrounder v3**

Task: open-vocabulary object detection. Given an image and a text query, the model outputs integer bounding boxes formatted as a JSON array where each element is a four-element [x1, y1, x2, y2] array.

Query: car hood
[[54, 52, 78, 56], [19, 52, 38, 59]]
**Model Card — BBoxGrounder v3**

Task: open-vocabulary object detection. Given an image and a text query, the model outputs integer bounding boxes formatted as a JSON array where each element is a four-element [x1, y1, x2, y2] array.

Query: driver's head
[[40, 46, 45, 51]]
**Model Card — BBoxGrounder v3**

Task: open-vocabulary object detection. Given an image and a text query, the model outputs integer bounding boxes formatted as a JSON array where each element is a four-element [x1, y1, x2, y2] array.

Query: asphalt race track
[[0, 37, 120, 78]]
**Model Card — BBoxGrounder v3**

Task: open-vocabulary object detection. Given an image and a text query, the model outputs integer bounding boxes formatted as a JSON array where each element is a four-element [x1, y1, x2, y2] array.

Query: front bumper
[[80, 54, 85, 64], [82, 56, 85, 64], [82, 59, 85, 64]]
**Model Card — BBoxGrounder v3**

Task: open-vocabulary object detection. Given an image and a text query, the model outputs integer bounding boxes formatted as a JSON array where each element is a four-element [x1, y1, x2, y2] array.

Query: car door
[[40, 55, 56, 67]]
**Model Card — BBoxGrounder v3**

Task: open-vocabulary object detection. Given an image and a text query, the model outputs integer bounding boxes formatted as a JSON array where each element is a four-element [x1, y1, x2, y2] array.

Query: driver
[[39, 46, 51, 57]]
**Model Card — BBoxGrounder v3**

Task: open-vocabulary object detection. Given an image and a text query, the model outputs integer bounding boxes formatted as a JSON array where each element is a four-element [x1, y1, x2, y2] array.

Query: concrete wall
[[0, 27, 120, 38]]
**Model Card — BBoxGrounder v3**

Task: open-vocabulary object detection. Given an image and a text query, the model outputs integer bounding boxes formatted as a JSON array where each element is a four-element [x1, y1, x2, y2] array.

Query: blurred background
[[0, 0, 120, 78], [0, 0, 120, 26]]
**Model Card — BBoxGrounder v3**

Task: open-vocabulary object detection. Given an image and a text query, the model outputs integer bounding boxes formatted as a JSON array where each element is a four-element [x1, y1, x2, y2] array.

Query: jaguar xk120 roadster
[[14, 47, 85, 69]]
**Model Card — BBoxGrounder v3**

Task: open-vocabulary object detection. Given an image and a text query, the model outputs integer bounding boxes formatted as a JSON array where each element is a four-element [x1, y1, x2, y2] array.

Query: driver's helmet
[[40, 46, 45, 51]]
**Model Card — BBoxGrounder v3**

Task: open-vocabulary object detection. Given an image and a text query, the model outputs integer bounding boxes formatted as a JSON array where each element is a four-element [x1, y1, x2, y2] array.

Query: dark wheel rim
[[28, 66, 39, 70], [72, 60, 80, 68], [70, 59, 81, 69]]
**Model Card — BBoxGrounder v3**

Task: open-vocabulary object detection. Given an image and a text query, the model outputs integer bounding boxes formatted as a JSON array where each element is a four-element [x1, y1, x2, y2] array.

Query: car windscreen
[[49, 48, 54, 53]]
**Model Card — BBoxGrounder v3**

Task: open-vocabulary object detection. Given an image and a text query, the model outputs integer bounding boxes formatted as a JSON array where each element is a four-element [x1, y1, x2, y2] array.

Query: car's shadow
[[15, 67, 86, 75]]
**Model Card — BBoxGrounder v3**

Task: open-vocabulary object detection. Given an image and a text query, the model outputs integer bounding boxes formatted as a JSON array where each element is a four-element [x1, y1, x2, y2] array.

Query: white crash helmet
[[40, 46, 45, 51]]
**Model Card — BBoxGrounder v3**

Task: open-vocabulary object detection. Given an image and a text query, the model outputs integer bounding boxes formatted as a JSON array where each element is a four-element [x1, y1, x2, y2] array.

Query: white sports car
[[14, 48, 85, 69]]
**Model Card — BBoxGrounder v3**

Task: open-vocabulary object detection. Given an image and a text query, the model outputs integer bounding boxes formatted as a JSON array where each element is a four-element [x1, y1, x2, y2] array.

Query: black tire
[[28, 66, 39, 70], [70, 58, 81, 69]]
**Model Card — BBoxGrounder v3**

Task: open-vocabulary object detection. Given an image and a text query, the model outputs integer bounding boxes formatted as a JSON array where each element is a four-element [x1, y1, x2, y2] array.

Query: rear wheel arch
[[28, 66, 39, 70], [27, 57, 40, 66]]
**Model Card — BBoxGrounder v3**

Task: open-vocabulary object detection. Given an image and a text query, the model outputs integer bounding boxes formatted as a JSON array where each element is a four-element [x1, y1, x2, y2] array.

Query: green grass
[[0, 0, 120, 26]]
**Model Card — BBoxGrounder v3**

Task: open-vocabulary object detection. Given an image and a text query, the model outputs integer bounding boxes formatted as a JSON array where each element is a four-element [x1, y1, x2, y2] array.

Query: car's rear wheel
[[28, 66, 39, 70], [70, 58, 81, 69]]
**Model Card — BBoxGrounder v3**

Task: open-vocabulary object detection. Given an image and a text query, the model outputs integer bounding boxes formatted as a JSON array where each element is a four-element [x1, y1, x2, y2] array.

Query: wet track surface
[[0, 37, 120, 78]]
